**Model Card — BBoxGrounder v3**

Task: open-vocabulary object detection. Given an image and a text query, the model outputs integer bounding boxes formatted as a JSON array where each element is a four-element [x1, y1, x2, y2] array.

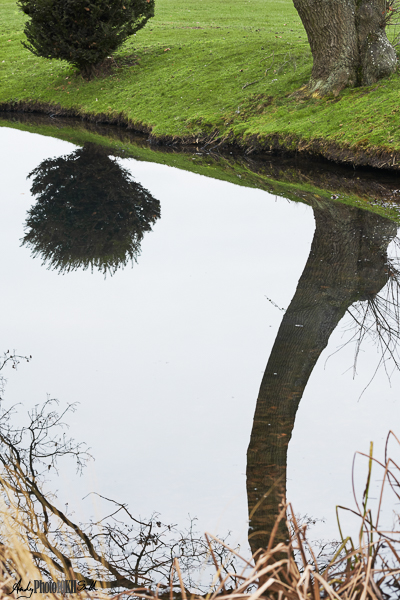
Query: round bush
[[18, 0, 155, 77]]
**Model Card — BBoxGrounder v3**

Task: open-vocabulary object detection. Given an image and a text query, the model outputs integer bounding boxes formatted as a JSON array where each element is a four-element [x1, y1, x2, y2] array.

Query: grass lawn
[[1, 0, 400, 165]]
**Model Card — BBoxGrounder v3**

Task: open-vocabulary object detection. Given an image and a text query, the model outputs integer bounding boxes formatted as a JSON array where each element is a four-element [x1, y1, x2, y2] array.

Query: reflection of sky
[[1, 126, 400, 554], [289, 307, 400, 544]]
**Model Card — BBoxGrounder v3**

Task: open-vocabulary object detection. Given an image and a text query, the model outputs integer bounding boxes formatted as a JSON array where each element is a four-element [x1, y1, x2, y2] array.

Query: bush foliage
[[17, 0, 155, 77]]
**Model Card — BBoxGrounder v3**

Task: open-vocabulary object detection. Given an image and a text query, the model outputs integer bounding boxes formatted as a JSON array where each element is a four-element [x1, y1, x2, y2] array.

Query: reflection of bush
[[22, 143, 160, 275]]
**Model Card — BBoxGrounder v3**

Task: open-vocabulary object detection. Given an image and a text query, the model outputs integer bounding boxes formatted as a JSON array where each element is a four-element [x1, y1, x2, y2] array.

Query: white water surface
[[0, 126, 400, 553]]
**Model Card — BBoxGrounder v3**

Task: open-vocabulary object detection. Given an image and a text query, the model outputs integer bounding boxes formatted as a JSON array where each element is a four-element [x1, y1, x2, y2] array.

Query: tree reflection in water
[[22, 143, 161, 275], [247, 201, 400, 556], [19, 144, 400, 566]]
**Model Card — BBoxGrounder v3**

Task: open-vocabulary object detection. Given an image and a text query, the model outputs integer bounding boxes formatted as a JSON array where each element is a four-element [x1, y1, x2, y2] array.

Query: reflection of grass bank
[[2, 115, 400, 224], [1, 0, 400, 168]]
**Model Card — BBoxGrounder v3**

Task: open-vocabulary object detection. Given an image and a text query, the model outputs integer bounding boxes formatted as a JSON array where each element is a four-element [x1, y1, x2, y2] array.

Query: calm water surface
[[1, 125, 400, 558]]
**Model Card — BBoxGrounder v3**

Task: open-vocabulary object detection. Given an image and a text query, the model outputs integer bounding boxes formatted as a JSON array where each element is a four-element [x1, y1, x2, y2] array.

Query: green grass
[[1, 0, 400, 160]]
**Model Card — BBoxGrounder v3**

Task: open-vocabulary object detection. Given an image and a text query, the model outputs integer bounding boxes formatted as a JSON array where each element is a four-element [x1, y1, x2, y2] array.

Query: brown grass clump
[[0, 353, 399, 599], [132, 431, 400, 600], [1, 462, 399, 600]]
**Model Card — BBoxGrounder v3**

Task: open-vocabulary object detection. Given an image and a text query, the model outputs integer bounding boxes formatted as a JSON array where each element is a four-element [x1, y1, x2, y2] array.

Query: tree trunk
[[246, 202, 397, 557], [292, 0, 397, 95]]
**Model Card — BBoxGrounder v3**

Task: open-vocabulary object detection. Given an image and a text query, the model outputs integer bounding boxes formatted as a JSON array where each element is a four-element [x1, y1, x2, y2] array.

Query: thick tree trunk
[[246, 202, 397, 557], [357, 0, 397, 85], [292, 0, 397, 95]]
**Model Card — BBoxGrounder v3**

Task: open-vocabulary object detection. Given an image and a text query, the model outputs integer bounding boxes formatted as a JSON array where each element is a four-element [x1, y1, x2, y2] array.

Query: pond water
[[1, 122, 400, 575]]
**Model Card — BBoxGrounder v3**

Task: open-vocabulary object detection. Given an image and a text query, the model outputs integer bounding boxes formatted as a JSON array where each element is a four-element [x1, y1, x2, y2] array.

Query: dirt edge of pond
[[1, 100, 399, 172]]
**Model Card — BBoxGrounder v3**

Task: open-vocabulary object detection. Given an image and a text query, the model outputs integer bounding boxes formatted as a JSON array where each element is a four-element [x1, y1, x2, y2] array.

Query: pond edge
[[1, 99, 399, 173]]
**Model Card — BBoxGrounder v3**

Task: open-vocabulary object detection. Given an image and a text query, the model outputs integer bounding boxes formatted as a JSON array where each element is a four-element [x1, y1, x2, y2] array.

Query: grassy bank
[[1, 0, 400, 168]]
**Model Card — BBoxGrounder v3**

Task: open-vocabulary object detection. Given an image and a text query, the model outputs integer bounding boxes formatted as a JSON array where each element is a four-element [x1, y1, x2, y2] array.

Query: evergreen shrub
[[18, 0, 155, 78]]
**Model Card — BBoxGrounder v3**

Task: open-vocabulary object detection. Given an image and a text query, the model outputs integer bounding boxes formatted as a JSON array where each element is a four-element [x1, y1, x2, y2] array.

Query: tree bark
[[292, 0, 397, 95], [246, 202, 397, 556]]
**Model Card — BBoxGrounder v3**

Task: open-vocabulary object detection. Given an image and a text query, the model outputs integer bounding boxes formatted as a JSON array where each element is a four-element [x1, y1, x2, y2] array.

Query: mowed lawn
[[1, 0, 400, 154]]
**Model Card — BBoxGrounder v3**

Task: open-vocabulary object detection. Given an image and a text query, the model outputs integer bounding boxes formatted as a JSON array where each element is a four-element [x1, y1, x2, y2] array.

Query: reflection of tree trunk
[[247, 202, 397, 556]]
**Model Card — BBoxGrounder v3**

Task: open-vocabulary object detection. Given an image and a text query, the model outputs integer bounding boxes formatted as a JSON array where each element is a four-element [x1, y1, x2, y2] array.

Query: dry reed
[[0, 418, 400, 599]]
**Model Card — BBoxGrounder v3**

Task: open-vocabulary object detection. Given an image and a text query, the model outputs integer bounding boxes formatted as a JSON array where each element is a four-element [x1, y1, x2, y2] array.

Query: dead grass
[[0, 378, 399, 600], [126, 431, 400, 599]]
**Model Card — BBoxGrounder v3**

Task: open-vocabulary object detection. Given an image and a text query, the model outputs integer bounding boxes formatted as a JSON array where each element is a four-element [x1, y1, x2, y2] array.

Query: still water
[[1, 123, 400, 564]]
